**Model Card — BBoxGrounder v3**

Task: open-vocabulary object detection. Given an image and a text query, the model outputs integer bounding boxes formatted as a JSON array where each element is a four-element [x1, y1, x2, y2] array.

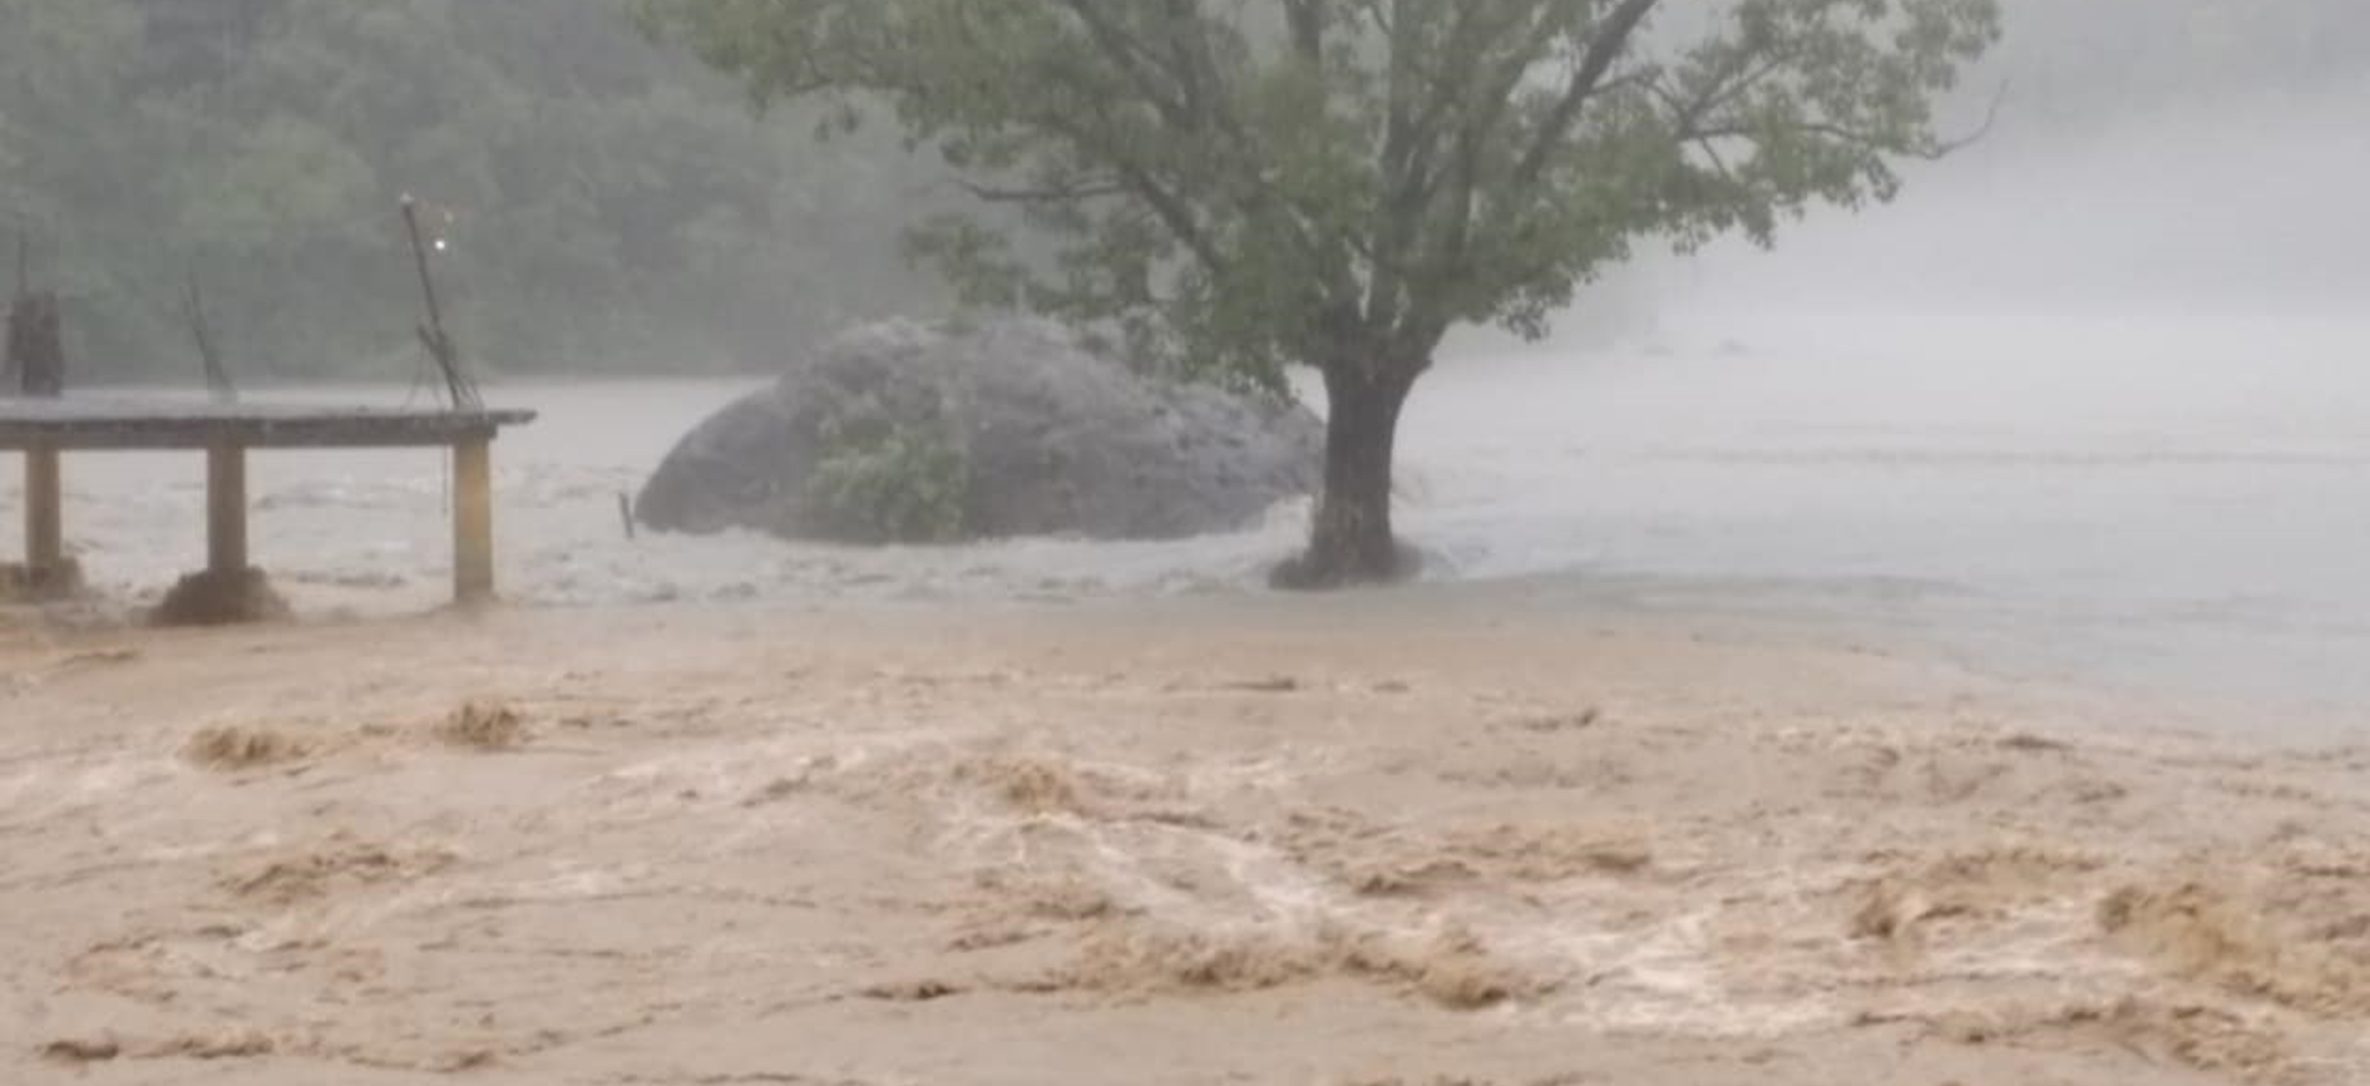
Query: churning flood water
[[13, 301, 2368, 729]]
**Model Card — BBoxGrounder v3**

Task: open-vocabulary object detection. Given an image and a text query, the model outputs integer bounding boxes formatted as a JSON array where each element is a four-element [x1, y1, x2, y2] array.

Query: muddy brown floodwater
[[4, 595, 2366, 1084]]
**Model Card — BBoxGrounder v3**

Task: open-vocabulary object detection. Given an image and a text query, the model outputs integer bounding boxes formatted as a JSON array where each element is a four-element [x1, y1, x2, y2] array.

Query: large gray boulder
[[636, 318, 1323, 543]]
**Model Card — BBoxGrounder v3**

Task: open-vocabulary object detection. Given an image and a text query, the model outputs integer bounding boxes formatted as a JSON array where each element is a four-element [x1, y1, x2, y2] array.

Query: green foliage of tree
[[805, 416, 972, 545], [641, 0, 2003, 586], [0, 0, 943, 382]]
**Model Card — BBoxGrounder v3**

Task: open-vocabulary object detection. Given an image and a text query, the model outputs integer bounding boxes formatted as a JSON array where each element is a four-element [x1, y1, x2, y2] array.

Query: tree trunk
[[1273, 361, 1421, 590]]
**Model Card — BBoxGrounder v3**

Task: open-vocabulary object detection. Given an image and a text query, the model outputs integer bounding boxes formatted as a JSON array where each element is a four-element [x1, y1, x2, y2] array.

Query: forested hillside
[[0, 0, 939, 382], [2, 0, 2357, 384]]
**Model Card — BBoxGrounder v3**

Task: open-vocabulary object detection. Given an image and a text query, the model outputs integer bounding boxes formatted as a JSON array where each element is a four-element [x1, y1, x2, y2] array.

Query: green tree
[[0, 0, 174, 364], [640, 0, 2002, 586]]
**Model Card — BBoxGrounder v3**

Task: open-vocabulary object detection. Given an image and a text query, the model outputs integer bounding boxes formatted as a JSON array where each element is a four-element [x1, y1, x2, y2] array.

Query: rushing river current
[[12, 302, 2367, 723]]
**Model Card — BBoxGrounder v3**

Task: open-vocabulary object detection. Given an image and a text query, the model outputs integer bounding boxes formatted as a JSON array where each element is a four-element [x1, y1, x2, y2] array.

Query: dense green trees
[[3, 0, 2351, 394], [0, 0, 939, 383]]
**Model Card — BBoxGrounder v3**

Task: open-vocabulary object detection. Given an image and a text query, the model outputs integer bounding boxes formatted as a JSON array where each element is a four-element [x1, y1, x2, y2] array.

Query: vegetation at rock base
[[804, 413, 972, 545]]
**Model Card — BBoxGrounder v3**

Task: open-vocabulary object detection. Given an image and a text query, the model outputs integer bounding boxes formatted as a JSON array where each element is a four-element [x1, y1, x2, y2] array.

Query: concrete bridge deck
[[2, 399, 538, 608]]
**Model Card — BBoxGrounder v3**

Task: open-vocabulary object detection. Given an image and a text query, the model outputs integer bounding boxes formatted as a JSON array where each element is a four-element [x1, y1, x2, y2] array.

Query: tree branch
[[1056, 0, 1198, 132], [955, 177, 1130, 204], [1932, 80, 2010, 158], [1511, 0, 1662, 188]]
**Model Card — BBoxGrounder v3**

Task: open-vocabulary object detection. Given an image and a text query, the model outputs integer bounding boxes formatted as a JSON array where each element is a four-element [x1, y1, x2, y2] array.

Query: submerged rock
[[1, 557, 83, 603], [636, 318, 1322, 543]]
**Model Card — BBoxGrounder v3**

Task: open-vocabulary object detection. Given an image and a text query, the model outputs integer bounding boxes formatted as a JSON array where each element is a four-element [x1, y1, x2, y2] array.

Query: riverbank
[[5, 596, 2365, 1084]]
